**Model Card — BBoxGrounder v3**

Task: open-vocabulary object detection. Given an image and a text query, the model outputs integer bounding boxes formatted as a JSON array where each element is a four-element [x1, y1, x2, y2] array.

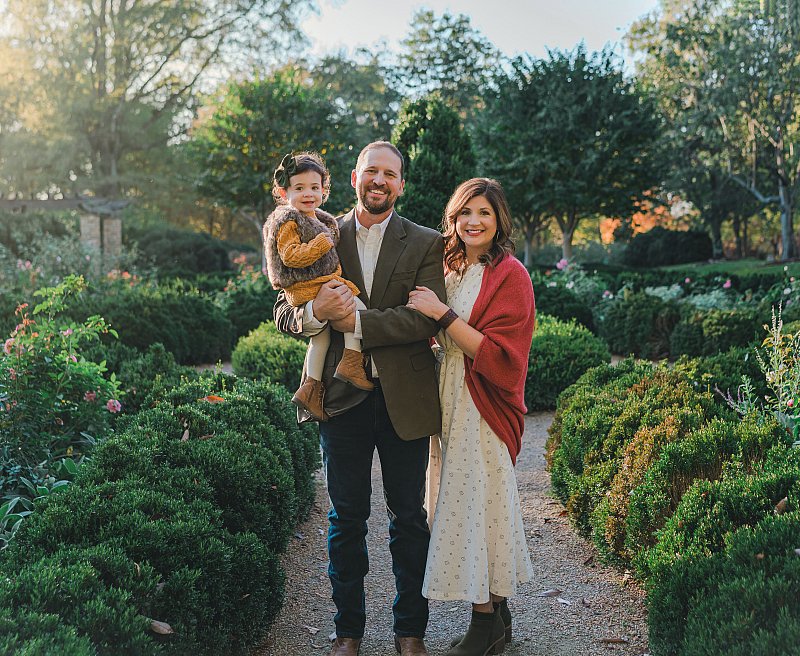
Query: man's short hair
[[356, 141, 405, 180]]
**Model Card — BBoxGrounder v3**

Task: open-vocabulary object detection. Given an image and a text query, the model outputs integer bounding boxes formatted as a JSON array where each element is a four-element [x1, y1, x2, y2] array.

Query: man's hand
[[312, 280, 356, 322], [330, 313, 356, 334]]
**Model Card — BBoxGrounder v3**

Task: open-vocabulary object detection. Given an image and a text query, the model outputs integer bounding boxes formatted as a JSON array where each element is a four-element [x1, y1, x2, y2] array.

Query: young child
[[264, 151, 373, 422]]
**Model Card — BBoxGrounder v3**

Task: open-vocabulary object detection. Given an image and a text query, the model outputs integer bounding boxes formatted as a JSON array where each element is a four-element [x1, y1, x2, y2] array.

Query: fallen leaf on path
[[557, 598, 571, 606], [599, 637, 629, 644], [150, 620, 174, 635], [583, 555, 594, 566], [303, 625, 320, 635], [581, 598, 591, 607], [329, 632, 337, 642], [537, 589, 562, 597], [559, 510, 569, 517]]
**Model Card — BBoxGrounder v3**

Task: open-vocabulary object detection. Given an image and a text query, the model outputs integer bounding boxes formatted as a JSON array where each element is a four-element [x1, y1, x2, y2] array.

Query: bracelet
[[437, 307, 459, 330]]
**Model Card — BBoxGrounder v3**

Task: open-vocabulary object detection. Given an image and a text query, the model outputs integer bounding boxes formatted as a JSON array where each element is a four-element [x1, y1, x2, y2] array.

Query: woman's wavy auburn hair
[[442, 177, 515, 275]]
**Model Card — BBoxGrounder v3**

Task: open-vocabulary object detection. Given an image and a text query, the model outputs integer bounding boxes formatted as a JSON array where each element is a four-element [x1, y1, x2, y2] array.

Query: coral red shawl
[[464, 255, 536, 465]]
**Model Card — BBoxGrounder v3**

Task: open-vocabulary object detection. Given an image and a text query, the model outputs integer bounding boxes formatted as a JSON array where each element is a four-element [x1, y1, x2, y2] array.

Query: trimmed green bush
[[525, 315, 610, 411], [547, 363, 722, 554], [644, 447, 800, 655], [676, 346, 768, 402], [0, 608, 98, 656], [220, 276, 279, 341], [670, 308, 761, 357], [531, 283, 595, 332], [126, 226, 232, 277], [71, 283, 234, 365], [232, 321, 306, 390], [0, 376, 319, 655], [116, 343, 199, 413], [598, 291, 680, 358], [625, 416, 789, 576]]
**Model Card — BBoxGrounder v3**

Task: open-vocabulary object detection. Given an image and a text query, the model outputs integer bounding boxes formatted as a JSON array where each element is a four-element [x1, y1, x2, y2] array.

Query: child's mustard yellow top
[[277, 221, 361, 305]]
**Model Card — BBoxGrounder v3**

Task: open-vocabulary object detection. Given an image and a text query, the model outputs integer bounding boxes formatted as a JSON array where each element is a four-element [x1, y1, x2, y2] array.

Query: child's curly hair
[[272, 151, 331, 204]]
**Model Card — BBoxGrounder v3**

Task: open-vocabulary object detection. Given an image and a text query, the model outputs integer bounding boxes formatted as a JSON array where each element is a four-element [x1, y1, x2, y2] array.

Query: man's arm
[[273, 280, 356, 338], [359, 235, 445, 350]]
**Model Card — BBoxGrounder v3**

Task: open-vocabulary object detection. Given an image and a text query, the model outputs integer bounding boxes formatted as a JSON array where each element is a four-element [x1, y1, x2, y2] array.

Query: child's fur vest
[[264, 205, 341, 290]]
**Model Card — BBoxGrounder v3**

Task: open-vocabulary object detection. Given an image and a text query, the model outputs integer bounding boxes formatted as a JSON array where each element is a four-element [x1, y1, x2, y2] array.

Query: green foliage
[[525, 315, 610, 411], [71, 281, 233, 365], [676, 346, 768, 401], [0, 607, 98, 655], [669, 308, 761, 357], [231, 321, 306, 390], [0, 276, 121, 507], [125, 226, 232, 277], [598, 291, 681, 358], [479, 45, 663, 258], [395, 10, 499, 114], [622, 227, 713, 268], [217, 266, 278, 341], [116, 344, 199, 414], [191, 68, 353, 221], [531, 280, 595, 332], [644, 447, 800, 655], [392, 94, 476, 230], [0, 376, 319, 654]]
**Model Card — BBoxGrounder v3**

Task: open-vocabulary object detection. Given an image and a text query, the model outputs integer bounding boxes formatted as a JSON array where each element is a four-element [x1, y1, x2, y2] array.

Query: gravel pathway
[[256, 411, 650, 655]]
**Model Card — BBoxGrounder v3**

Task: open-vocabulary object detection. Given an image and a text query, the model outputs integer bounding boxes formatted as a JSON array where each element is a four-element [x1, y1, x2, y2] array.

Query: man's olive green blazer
[[273, 209, 446, 440]]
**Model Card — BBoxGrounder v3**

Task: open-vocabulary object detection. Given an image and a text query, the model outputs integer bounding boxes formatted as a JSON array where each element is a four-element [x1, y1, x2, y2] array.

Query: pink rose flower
[[789, 399, 795, 408], [556, 258, 568, 271], [84, 391, 97, 402], [106, 399, 122, 413], [3, 338, 14, 355], [722, 279, 732, 289], [61, 328, 73, 336], [684, 277, 691, 284]]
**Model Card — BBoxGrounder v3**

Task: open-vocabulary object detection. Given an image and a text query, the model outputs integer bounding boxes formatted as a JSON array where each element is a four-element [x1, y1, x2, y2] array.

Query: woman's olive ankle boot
[[444, 608, 505, 655], [449, 599, 511, 648]]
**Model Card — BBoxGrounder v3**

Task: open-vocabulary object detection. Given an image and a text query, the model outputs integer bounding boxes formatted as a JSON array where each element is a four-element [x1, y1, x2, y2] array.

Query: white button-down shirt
[[302, 211, 393, 342]]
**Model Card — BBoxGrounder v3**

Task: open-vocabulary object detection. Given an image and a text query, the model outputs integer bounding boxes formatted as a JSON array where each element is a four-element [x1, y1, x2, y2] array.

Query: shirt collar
[[355, 210, 393, 236]]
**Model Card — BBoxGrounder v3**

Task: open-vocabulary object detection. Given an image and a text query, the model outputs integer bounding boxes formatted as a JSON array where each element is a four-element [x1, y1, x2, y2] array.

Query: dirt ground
[[256, 411, 650, 656]]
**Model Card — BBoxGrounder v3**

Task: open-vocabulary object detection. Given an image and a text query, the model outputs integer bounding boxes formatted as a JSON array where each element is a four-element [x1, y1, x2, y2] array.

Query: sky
[[302, 0, 661, 62]]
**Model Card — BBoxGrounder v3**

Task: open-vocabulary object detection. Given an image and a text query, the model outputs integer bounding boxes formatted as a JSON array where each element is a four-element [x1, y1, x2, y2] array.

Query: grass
[[658, 258, 800, 276]]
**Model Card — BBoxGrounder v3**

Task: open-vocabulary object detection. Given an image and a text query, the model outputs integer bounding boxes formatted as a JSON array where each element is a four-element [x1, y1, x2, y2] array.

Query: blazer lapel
[[370, 212, 407, 308], [337, 210, 369, 304]]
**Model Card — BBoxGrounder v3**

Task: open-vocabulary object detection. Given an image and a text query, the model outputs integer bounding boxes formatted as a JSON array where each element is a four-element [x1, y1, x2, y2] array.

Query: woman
[[407, 178, 535, 656]]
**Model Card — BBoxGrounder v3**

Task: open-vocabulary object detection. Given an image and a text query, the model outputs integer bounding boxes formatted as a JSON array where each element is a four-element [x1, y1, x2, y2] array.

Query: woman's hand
[[407, 286, 450, 320]]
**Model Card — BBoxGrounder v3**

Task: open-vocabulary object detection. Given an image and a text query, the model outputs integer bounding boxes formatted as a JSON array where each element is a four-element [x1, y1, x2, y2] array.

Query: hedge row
[[0, 375, 319, 655], [546, 361, 798, 655]]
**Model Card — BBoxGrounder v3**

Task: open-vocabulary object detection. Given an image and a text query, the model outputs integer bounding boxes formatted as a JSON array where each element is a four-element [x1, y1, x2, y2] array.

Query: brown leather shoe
[[291, 377, 329, 422], [394, 635, 429, 655], [334, 348, 374, 391], [329, 636, 361, 655]]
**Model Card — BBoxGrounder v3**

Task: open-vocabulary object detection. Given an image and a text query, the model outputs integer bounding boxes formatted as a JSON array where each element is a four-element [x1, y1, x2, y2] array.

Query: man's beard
[[358, 184, 395, 214]]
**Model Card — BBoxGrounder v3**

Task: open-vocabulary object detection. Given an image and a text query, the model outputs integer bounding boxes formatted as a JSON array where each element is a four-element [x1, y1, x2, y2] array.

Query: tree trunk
[[561, 229, 574, 260], [779, 178, 796, 260], [742, 215, 750, 257], [709, 217, 724, 259], [523, 222, 535, 267], [732, 214, 743, 258]]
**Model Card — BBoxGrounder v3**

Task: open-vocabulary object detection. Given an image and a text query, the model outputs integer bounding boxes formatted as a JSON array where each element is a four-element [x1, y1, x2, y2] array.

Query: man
[[273, 141, 446, 656]]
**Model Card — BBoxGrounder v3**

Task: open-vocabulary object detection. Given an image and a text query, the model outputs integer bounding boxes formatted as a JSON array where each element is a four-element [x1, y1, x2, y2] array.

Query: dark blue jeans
[[319, 387, 430, 639]]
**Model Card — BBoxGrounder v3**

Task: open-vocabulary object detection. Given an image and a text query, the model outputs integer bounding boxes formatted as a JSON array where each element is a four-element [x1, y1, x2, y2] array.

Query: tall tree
[[482, 47, 663, 260], [394, 10, 500, 115], [714, 2, 800, 259], [628, 0, 760, 258], [190, 68, 354, 266], [392, 95, 476, 230], [0, 0, 314, 198]]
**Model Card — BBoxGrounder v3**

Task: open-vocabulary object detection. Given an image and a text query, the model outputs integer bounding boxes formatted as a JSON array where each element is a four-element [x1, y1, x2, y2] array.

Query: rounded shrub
[[72, 283, 234, 365], [669, 308, 761, 357], [598, 291, 680, 358], [126, 226, 232, 277], [675, 346, 768, 402], [530, 284, 595, 332], [525, 315, 610, 411], [644, 446, 800, 655], [220, 276, 279, 341], [232, 321, 306, 390]]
